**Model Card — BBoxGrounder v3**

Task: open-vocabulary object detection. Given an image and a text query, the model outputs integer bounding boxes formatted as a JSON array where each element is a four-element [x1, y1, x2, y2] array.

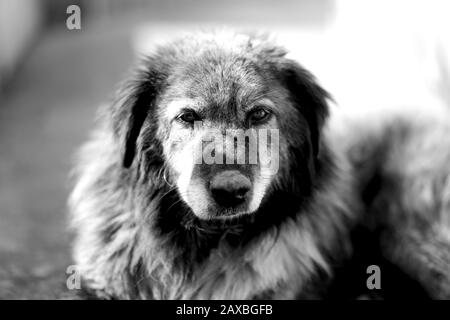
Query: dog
[[69, 30, 450, 299]]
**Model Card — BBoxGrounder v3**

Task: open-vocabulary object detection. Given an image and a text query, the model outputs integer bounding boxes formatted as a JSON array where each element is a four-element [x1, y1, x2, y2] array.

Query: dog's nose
[[210, 170, 251, 207]]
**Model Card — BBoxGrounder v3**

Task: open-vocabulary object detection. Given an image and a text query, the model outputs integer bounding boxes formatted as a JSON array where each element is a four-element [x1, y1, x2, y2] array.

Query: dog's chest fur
[[149, 219, 330, 299]]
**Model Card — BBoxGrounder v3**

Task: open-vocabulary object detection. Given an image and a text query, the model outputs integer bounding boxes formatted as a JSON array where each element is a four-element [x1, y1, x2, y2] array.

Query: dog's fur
[[69, 30, 450, 299]]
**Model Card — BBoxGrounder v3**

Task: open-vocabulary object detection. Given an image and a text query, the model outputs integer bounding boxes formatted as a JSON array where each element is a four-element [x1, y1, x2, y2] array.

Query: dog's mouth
[[205, 203, 254, 220], [205, 210, 252, 222]]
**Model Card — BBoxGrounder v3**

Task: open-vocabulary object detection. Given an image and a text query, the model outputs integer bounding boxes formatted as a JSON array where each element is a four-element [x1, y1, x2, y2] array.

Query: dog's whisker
[[155, 187, 178, 203], [165, 198, 185, 213]]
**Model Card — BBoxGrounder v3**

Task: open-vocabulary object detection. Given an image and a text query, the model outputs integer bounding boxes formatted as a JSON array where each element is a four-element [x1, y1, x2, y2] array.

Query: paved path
[[0, 23, 134, 298]]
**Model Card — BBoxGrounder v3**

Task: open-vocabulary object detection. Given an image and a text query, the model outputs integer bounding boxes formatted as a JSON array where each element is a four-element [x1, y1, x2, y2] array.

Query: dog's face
[[159, 59, 282, 219], [116, 32, 329, 221]]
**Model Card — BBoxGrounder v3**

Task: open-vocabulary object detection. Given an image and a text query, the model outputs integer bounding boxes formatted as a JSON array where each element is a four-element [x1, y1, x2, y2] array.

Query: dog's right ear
[[111, 63, 165, 168], [275, 59, 331, 159]]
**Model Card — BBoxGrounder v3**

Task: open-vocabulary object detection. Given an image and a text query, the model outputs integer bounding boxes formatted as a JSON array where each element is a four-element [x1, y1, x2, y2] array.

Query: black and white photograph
[[1, 0, 450, 305]]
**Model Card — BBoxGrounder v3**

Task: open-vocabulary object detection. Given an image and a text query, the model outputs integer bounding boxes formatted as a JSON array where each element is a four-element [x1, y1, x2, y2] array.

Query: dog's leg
[[381, 225, 450, 299], [376, 173, 450, 299], [355, 115, 450, 299]]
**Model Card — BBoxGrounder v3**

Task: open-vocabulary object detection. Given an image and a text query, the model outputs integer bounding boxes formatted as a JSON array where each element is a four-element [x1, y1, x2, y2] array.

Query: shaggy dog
[[69, 30, 450, 299]]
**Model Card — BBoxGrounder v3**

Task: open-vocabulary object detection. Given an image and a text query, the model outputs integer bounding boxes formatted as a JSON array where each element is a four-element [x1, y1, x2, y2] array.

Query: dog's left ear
[[111, 62, 165, 168], [277, 60, 331, 158]]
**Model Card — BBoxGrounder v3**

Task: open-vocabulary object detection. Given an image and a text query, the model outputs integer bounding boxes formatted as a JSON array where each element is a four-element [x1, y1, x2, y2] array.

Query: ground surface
[[0, 22, 134, 299]]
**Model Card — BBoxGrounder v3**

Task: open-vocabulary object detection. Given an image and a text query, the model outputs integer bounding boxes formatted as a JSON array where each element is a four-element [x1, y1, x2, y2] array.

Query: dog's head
[[113, 31, 330, 221]]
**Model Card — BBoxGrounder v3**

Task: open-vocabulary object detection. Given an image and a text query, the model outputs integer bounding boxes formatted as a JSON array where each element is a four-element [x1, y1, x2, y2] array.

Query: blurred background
[[0, 0, 449, 299]]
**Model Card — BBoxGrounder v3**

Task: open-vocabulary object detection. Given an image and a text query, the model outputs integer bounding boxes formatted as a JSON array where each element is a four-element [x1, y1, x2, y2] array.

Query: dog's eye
[[177, 110, 201, 124], [248, 108, 271, 124]]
